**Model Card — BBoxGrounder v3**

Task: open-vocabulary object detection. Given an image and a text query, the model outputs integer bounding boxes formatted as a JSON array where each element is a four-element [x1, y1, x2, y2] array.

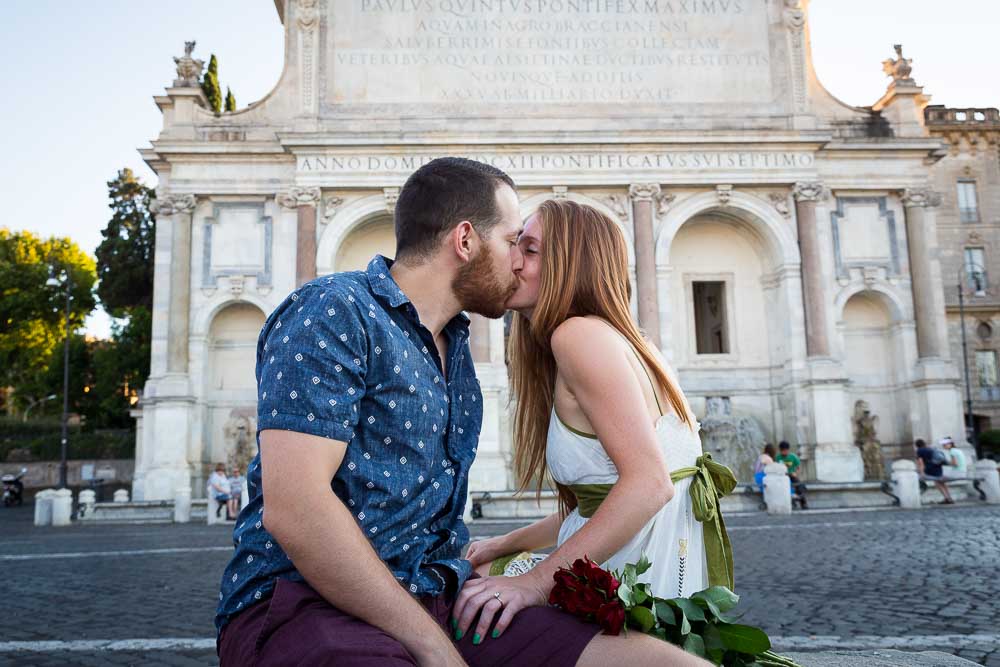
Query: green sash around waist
[[570, 453, 737, 590]]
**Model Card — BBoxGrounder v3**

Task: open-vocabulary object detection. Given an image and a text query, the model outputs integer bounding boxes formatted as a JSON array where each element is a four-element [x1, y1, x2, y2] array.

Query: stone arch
[[316, 194, 394, 275], [206, 302, 267, 393], [839, 289, 908, 454], [833, 283, 909, 324], [517, 191, 635, 266], [655, 190, 800, 269], [193, 294, 272, 339]]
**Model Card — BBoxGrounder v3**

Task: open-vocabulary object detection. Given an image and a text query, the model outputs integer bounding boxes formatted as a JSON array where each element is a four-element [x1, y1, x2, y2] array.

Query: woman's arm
[[524, 317, 675, 587], [465, 512, 562, 571], [452, 318, 677, 641]]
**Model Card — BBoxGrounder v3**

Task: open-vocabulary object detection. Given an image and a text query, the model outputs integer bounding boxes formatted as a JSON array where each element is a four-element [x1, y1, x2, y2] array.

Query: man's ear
[[450, 221, 477, 263]]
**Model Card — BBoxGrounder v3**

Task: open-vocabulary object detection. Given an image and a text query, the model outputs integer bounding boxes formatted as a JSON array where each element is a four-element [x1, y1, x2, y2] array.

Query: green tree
[[225, 87, 237, 112], [201, 53, 222, 113], [93, 170, 157, 426], [94, 169, 156, 315], [0, 229, 96, 413]]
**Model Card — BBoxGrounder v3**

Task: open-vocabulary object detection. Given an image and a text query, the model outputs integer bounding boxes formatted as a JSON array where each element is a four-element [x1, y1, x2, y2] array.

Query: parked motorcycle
[[2, 468, 27, 507]]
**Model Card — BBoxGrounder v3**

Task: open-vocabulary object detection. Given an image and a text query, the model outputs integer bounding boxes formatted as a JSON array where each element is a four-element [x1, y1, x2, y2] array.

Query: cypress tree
[[201, 54, 222, 113], [225, 87, 236, 112]]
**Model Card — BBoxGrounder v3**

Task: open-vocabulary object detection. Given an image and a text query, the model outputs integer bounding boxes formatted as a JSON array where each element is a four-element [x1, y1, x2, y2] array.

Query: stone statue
[[853, 400, 885, 480], [882, 44, 914, 85], [699, 396, 766, 483], [173, 41, 205, 87], [223, 408, 258, 474]]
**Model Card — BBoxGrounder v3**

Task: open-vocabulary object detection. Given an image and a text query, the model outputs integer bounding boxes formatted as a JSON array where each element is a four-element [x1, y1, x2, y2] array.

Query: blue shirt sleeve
[[256, 283, 368, 443]]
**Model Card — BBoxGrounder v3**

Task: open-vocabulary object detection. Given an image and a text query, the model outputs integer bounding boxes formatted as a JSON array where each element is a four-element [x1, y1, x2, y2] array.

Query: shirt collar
[[366, 255, 471, 330]]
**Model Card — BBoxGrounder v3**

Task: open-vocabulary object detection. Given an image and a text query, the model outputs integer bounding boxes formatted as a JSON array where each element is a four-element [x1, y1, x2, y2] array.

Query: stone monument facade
[[133, 0, 977, 501]]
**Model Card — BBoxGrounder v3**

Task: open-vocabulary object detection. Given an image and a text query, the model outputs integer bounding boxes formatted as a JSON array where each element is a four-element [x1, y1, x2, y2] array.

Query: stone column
[[150, 194, 197, 374], [902, 188, 945, 359], [278, 187, 321, 287], [628, 184, 662, 347], [793, 182, 830, 357]]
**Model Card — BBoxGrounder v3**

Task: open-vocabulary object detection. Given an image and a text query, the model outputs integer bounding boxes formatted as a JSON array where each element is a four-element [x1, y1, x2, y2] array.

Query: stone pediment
[[246, 0, 815, 133]]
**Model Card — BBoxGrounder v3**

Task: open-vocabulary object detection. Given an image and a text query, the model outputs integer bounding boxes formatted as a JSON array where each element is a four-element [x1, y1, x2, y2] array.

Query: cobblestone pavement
[[1, 502, 997, 666]]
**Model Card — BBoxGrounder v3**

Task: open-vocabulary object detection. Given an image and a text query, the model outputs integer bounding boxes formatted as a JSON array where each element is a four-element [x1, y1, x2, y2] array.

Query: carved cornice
[[628, 183, 661, 202], [277, 187, 321, 209], [150, 193, 197, 216], [901, 188, 942, 208], [551, 186, 569, 199], [792, 181, 828, 203]]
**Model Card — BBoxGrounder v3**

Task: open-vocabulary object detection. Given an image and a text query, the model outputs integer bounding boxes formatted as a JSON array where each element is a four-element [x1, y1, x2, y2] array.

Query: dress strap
[[611, 329, 663, 417]]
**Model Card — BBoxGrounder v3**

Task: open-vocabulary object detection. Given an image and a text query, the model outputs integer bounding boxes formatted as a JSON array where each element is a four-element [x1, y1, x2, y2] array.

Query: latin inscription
[[297, 151, 815, 174], [328, 0, 772, 105]]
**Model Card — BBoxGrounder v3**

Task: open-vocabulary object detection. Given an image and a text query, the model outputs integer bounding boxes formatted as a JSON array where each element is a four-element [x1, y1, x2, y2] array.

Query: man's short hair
[[779, 441, 790, 450], [394, 157, 515, 261], [915, 438, 927, 448]]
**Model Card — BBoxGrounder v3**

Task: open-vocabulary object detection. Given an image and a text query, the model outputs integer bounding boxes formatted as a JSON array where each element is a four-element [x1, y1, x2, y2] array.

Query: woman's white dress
[[546, 409, 709, 599]]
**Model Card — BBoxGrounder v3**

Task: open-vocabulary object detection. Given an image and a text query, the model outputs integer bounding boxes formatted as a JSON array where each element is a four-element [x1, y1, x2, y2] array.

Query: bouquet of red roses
[[549, 556, 801, 667]]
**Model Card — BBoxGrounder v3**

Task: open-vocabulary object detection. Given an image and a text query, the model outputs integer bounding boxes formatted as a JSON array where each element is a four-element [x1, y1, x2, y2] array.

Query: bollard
[[113, 489, 129, 503], [975, 459, 1000, 504], [174, 486, 192, 523], [78, 489, 96, 518], [34, 489, 55, 526], [763, 462, 792, 515], [207, 495, 219, 525], [51, 489, 73, 526], [891, 459, 921, 509]]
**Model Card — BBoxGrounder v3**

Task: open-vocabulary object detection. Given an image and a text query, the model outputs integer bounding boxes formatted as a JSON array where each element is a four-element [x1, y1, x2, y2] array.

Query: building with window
[[132, 1, 992, 502], [928, 107, 1000, 435]]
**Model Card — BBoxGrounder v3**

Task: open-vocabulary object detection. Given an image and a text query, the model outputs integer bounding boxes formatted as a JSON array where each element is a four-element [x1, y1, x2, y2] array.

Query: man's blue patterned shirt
[[215, 255, 480, 632]]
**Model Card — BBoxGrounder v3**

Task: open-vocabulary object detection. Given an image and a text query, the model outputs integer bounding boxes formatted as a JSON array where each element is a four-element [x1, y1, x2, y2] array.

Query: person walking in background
[[915, 438, 954, 505], [776, 441, 808, 509]]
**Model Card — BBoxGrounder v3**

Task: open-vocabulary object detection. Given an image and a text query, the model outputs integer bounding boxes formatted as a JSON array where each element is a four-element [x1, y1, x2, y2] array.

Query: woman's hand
[[464, 535, 513, 570], [452, 572, 549, 643]]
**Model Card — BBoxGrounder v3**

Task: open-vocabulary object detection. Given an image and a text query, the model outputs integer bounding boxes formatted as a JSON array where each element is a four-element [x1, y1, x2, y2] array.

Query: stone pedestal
[[51, 489, 73, 526], [891, 459, 921, 509], [113, 489, 130, 503], [909, 360, 965, 448], [34, 489, 55, 526], [78, 489, 96, 519], [763, 463, 792, 515], [174, 486, 192, 523], [975, 459, 1000, 504], [804, 359, 864, 482]]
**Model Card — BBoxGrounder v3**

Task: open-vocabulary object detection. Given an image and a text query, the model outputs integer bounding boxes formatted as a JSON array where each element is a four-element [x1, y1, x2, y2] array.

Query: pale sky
[[1, 1, 997, 338]]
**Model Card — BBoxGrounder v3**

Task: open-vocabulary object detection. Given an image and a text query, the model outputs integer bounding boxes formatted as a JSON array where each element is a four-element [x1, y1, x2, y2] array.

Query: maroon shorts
[[218, 575, 602, 666]]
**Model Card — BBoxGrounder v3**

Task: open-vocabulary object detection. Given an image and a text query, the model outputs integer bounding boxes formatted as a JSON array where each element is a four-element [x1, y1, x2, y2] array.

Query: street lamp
[[957, 260, 987, 460], [45, 271, 72, 489]]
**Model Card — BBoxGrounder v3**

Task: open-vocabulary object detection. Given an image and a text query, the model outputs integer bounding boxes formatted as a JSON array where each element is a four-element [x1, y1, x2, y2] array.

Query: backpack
[[930, 448, 949, 466]]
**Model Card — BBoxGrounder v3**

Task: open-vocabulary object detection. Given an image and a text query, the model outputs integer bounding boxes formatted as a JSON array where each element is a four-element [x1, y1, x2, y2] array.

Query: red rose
[[592, 568, 620, 597], [596, 600, 626, 635], [577, 586, 605, 615]]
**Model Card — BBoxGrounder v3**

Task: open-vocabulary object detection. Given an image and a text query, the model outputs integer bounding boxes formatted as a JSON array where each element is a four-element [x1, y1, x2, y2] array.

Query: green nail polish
[[454, 629, 463, 641], [473, 633, 482, 645], [450, 618, 457, 630], [491, 629, 500, 639]]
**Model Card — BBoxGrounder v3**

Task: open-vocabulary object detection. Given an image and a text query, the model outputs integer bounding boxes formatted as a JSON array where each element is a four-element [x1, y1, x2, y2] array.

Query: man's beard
[[452, 248, 517, 319]]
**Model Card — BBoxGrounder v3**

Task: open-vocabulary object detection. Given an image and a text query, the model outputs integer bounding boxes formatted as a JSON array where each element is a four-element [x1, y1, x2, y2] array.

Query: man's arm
[[261, 429, 464, 666]]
